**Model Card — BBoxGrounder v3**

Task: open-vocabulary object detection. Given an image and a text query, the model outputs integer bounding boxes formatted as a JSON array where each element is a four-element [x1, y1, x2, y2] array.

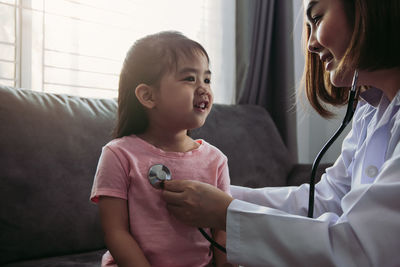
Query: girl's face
[[305, 0, 354, 86], [151, 52, 213, 133]]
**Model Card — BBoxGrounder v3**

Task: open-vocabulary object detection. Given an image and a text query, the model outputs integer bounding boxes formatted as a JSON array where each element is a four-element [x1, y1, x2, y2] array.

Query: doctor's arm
[[99, 196, 151, 267], [226, 153, 400, 266], [166, 153, 352, 225]]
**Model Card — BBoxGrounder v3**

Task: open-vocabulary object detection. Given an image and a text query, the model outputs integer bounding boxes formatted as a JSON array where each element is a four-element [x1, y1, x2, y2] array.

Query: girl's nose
[[196, 86, 207, 95], [196, 85, 212, 100]]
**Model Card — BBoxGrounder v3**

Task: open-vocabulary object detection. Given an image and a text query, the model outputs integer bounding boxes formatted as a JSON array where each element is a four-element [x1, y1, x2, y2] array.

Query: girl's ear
[[135, 84, 156, 109]]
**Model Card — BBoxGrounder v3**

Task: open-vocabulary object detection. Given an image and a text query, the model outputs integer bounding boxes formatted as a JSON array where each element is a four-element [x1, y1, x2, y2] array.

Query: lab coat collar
[[359, 87, 382, 107], [360, 87, 400, 131], [392, 88, 400, 106], [360, 87, 400, 108]]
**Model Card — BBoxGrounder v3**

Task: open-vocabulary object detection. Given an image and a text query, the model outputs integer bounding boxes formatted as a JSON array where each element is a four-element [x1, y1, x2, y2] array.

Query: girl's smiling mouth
[[194, 100, 209, 111]]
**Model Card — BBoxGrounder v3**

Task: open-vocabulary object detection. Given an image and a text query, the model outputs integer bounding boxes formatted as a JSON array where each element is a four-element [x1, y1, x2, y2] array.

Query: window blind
[[0, 0, 235, 103], [0, 0, 18, 87]]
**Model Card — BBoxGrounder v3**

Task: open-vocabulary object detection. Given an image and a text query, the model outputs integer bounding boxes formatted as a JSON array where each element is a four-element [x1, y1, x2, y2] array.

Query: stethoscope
[[147, 70, 360, 254]]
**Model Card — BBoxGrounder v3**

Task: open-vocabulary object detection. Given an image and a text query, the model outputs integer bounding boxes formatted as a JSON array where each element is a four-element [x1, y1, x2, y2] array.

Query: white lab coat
[[226, 88, 400, 267]]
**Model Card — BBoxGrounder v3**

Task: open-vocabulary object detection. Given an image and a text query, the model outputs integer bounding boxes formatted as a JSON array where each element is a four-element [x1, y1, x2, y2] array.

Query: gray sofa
[[0, 85, 327, 266]]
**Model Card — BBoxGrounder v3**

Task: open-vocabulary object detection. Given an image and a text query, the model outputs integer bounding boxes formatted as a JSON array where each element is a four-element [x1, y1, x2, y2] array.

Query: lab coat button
[[365, 165, 378, 178]]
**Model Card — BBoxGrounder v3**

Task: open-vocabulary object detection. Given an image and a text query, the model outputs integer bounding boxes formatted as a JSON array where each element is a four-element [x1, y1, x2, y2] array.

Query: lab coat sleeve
[[226, 141, 400, 266]]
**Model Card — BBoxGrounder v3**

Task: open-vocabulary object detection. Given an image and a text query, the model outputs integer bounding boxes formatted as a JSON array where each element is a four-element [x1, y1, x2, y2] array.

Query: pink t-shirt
[[90, 135, 230, 267]]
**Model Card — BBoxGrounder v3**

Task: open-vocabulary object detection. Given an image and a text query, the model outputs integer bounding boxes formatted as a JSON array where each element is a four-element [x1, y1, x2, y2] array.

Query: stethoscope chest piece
[[148, 164, 171, 189]]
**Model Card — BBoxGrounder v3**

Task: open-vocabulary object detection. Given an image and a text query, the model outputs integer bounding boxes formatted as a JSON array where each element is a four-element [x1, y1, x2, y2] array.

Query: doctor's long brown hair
[[302, 0, 400, 118], [112, 31, 209, 139]]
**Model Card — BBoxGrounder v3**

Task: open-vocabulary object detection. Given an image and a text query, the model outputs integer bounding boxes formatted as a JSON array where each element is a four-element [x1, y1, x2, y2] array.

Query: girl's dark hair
[[302, 0, 400, 117], [113, 31, 209, 138]]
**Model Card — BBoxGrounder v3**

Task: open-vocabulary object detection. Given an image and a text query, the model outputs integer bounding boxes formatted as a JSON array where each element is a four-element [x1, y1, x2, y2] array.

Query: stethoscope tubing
[[198, 227, 227, 253], [307, 70, 359, 218]]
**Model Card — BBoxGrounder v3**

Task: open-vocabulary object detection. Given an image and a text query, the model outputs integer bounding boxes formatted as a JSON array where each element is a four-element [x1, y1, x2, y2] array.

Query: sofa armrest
[[286, 163, 332, 186]]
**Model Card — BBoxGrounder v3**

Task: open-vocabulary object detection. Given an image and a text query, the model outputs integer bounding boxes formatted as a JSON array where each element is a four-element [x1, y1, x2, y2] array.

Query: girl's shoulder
[[195, 139, 227, 160], [106, 134, 139, 147], [102, 135, 145, 155]]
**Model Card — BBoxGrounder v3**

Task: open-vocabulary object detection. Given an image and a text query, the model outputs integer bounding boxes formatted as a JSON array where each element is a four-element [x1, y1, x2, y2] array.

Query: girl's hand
[[162, 180, 234, 230]]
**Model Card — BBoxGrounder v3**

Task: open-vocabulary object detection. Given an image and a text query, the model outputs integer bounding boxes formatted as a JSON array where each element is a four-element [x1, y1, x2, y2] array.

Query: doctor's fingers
[[162, 186, 203, 208], [162, 190, 185, 205], [166, 203, 205, 227], [163, 179, 204, 192], [163, 180, 185, 192]]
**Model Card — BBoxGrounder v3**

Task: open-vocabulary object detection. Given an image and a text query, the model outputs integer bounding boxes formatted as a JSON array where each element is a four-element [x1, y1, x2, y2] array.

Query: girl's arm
[[212, 229, 238, 267], [99, 196, 151, 267]]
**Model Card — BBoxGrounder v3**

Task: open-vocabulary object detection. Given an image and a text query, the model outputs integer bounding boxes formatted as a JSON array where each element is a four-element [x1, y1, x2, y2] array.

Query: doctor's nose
[[307, 34, 321, 53]]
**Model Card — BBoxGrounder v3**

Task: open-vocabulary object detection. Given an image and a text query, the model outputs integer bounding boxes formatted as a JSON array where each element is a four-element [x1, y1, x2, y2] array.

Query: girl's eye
[[204, 78, 210, 84], [184, 76, 195, 82]]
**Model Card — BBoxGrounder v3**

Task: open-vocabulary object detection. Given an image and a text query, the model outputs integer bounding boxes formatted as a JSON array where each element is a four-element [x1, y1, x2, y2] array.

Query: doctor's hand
[[162, 180, 234, 230]]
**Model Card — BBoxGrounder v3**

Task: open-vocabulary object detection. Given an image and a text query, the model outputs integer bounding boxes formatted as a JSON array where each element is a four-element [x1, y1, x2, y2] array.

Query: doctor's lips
[[319, 54, 333, 63], [320, 53, 334, 70]]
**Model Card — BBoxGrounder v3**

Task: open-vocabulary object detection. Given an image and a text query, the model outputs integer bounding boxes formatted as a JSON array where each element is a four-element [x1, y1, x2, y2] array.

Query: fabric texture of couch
[[0, 85, 327, 266]]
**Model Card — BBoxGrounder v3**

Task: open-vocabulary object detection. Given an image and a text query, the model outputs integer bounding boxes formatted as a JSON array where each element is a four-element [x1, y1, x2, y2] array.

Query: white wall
[[292, 0, 350, 164]]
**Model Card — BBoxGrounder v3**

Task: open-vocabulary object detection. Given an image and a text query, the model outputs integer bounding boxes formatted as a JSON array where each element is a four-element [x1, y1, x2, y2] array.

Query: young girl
[[90, 31, 235, 267], [162, 0, 400, 266]]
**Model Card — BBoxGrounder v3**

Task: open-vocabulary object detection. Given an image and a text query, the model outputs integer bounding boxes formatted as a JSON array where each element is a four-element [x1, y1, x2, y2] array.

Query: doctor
[[162, 0, 400, 266]]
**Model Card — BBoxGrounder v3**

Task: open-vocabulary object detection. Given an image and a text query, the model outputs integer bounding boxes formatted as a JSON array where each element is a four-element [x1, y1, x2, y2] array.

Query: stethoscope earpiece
[[148, 164, 172, 189]]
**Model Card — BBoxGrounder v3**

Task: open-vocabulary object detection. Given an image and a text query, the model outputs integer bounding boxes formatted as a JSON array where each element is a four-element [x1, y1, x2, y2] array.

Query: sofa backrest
[[0, 86, 116, 263], [0, 85, 293, 264]]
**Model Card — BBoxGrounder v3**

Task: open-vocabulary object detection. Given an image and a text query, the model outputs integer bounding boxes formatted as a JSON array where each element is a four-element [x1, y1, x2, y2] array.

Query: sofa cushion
[[2, 249, 107, 267], [0, 86, 115, 264]]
